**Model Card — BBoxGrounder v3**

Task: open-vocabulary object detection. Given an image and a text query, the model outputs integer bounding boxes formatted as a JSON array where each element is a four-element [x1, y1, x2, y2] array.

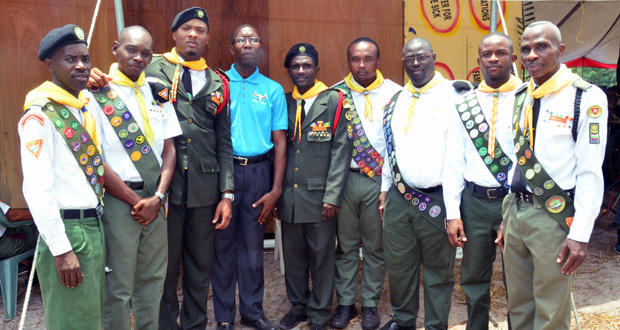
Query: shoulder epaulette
[[214, 68, 229, 82], [572, 77, 592, 91], [28, 97, 51, 109], [452, 80, 477, 93], [145, 76, 171, 103]]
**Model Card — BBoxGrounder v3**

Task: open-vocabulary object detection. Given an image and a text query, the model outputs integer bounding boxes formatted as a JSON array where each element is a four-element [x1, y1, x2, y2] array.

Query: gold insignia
[[299, 46, 306, 53], [74, 27, 85, 40], [197, 10, 205, 18]]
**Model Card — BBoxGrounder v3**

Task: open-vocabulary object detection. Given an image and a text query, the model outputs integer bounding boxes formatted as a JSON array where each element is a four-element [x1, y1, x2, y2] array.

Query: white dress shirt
[[178, 57, 207, 97]]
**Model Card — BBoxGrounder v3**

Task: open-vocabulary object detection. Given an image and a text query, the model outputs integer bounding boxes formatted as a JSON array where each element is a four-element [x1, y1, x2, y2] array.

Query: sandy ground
[[2, 213, 619, 330]]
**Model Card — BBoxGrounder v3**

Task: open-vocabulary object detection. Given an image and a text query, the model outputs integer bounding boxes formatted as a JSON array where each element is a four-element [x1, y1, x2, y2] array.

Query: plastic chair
[[0, 209, 35, 320]]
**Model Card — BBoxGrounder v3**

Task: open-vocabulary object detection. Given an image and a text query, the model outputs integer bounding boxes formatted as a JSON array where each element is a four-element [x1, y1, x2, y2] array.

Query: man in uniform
[[277, 43, 352, 330], [442, 32, 520, 330], [378, 38, 461, 330], [211, 24, 286, 330], [497, 21, 607, 329], [330, 37, 401, 330], [86, 26, 181, 330], [19, 24, 105, 330]]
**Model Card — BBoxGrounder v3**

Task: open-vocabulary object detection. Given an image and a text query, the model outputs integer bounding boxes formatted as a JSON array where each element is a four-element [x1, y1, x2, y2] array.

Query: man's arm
[[253, 130, 286, 224], [213, 77, 234, 229]]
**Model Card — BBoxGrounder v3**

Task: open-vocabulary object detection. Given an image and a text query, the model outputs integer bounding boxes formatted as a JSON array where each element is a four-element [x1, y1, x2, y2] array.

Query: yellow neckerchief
[[403, 72, 444, 134], [523, 64, 575, 149], [108, 63, 155, 147], [343, 70, 385, 121], [478, 75, 520, 158], [291, 80, 328, 143], [162, 47, 209, 102], [23, 81, 101, 152]]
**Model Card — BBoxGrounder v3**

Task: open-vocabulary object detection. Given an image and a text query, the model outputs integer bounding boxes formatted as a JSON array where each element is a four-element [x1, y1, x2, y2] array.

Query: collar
[[229, 63, 260, 84]]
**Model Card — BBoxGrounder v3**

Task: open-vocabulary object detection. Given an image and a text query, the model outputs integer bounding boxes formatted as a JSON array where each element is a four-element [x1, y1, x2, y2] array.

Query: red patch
[[566, 217, 574, 227], [21, 114, 44, 128]]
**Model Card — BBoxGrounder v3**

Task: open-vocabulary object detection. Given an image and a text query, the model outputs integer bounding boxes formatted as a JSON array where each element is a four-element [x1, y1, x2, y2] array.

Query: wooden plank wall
[[0, 0, 403, 207]]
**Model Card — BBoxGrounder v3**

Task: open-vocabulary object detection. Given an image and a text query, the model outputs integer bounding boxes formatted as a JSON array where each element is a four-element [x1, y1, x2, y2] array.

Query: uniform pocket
[[200, 156, 220, 173], [306, 177, 327, 191]]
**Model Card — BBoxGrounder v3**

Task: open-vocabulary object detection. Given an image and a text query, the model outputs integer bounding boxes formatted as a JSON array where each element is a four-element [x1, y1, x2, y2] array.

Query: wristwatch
[[222, 193, 235, 202], [154, 191, 166, 206]]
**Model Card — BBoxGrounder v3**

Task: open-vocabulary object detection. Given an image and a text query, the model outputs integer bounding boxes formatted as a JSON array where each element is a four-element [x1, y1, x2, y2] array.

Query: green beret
[[284, 43, 319, 69], [38, 24, 87, 62], [171, 7, 209, 31]]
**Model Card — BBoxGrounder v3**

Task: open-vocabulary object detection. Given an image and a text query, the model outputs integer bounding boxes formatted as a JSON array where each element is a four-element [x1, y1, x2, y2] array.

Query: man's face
[[287, 55, 319, 90], [173, 19, 209, 61], [229, 26, 262, 67], [520, 25, 565, 85], [46, 43, 91, 94], [348, 41, 381, 86], [113, 30, 153, 81], [402, 41, 436, 88], [477, 35, 516, 85]]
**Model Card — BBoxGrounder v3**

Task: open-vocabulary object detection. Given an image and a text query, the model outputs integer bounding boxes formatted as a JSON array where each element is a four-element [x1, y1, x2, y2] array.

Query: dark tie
[[182, 66, 193, 97], [300, 99, 306, 123], [511, 96, 541, 193]]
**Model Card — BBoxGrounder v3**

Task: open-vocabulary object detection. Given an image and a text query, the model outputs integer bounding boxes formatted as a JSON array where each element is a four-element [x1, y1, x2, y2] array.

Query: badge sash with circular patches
[[97, 95, 107, 103], [141, 146, 151, 154], [466, 120, 475, 129], [524, 149, 532, 159], [85, 165, 94, 176], [543, 180, 555, 190], [131, 151, 142, 161], [490, 164, 499, 173], [525, 169, 535, 180], [478, 122, 488, 133], [470, 129, 479, 138], [458, 103, 468, 112], [122, 112, 132, 121], [90, 174, 97, 185], [545, 196, 565, 213], [461, 112, 471, 121], [514, 142, 521, 153], [533, 187, 544, 196], [111, 117, 122, 127], [404, 193, 412, 200], [478, 147, 487, 156], [471, 106, 482, 115], [474, 138, 484, 148], [70, 121, 79, 130], [474, 114, 484, 124], [71, 142, 80, 152], [397, 183, 405, 194], [103, 105, 115, 115], [93, 156, 101, 166], [114, 100, 125, 110], [468, 99, 477, 107], [107, 90, 118, 100], [493, 148, 502, 158], [419, 202, 427, 211], [86, 145, 96, 156], [519, 156, 526, 166], [64, 127, 74, 139], [429, 205, 441, 217], [496, 173, 506, 181], [54, 118, 64, 128], [60, 109, 70, 119], [90, 87, 100, 93], [95, 184, 101, 194], [412, 198, 420, 206], [97, 166, 104, 176], [500, 157, 510, 166], [124, 140, 134, 149], [533, 163, 542, 173], [118, 129, 129, 139], [79, 153, 88, 165], [80, 133, 89, 144], [484, 156, 493, 165]]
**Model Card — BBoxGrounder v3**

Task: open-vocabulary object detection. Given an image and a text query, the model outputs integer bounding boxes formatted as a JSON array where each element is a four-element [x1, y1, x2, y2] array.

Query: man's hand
[[54, 250, 82, 288], [495, 222, 505, 253], [378, 192, 387, 221], [557, 238, 589, 275], [322, 203, 338, 220], [253, 189, 281, 225], [87, 67, 113, 88], [131, 196, 161, 226], [447, 219, 467, 248], [213, 197, 232, 229]]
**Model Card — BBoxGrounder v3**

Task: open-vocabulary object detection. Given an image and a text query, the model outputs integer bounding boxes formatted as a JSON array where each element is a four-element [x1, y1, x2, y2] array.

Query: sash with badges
[[383, 91, 446, 231], [90, 86, 161, 195], [455, 92, 513, 188], [334, 82, 384, 182], [29, 98, 104, 203], [512, 85, 573, 232]]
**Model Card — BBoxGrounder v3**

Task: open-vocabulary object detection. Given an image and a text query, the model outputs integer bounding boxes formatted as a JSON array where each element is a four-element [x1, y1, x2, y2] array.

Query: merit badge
[[64, 127, 74, 139], [484, 156, 493, 165], [104, 105, 115, 115], [72, 141, 81, 152], [525, 169, 535, 180], [466, 93, 476, 100], [79, 153, 88, 165], [500, 157, 510, 166], [458, 103, 468, 112], [74, 26, 85, 40], [122, 111, 132, 121], [468, 99, 477, 107], [124, 140, 134, 149], [86, 145, 96, 156], [566, 217, 574, 227], [128, 123, 140, 133], [543, 180, 555, 190], [587, 105, 602, 118], [130, 150, 142, 161], [533, 187, 544, 196], [497, 173, 506, 181], [397, 183, 405, 194], [395, 173, 401, 182], [461, 112, 471, 121], [85, 165, 94, 176], [197, 9, 205, 17], [533, 163, 542, 173], [514, 142, 521, 153], [93, 156, 101, 166], [519, 156, 526, 166], [470, 129, 479, 139], [474, 114, 484, 124], [114, 100, 125, 110], [80, 133, 89, 144], [97, 165, 104, 176], [97, 95, 107, 103], [478, 123, 488, 133], [111, 116, 122, 127], [70, 121, 79, 130], [519, 135, 525, 145], [545, 196, 565, 213], [479, 147, 488, 156], [141, 145, 151, 154], [590, 123, 600, 144], [466, 120, 475, 129], [490, 164, 499, 173], [474, 138, 483, 148], [135, 135, 145, 144], [54, 118, 63, 128], [524, 149, 532, 159], [404, 193, 412, 200], [412, 198, 420, 206], [26, 139, 43, 159], [21, 114, 44, 128], [471, 106, 482, 115], [419, 202, 427, 211], [60, 109, 70, 119], [107, 90, 117, 100], [118, 129, 129, 139], [90, 174, 97, 185], [90, 87, 100, 93], [429, 205, 441, 218], [494, 148, 502, 159]]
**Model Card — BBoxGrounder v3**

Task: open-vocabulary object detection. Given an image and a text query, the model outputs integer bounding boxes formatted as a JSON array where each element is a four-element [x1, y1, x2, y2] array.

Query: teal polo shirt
[[227, 64, 288, 157]]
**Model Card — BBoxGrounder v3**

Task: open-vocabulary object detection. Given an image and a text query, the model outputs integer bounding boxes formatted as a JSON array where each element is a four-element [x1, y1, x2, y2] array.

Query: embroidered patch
[[158, 88, 169, 100], [252, 91, 267, 104], [566, 217, 574, 227], [211, 91, 223, 105], [21, 114, 44, 128], [590, 123, 600, 144], [587, 105, 602, 118], [26, 139, 43, 158], [546, 196, 566, 214]]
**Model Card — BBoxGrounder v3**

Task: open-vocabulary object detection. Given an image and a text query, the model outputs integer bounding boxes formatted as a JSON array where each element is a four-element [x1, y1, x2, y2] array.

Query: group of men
[[18, 4, 607, 330]]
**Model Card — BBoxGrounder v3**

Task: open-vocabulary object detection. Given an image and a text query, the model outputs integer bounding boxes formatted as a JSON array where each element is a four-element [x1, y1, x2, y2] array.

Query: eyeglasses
[[402, 53, 432, 64], [234, 37, 261, 45]]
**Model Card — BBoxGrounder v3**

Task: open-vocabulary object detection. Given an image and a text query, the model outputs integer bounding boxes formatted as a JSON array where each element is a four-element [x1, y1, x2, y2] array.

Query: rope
[[87, 0, 103, 47], [18, 236, 40, 330], [495, 0, 519, 76], [572, 291, 581, 329]]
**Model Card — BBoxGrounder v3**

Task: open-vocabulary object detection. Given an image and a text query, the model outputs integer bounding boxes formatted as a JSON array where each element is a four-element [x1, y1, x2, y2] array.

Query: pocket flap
[[200, 156, 220, 173], [306, 177, 327, 191]]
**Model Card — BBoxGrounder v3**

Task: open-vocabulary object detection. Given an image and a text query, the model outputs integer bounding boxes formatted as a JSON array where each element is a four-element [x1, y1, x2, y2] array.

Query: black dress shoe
[[361, 307, 380, 330], [241, 317, 278, 330], [217, 322, 234, 330], [278, 311, 308, 330], [378, 320, 415, 330], [331, 305, 358, 329], [309, 323, 327, 330]]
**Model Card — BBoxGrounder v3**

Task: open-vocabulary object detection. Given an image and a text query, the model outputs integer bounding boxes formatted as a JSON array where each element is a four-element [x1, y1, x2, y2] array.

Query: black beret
[[38, 24, 87, 62], [171, 7, 209, 31], [284, 43, 319, 69]]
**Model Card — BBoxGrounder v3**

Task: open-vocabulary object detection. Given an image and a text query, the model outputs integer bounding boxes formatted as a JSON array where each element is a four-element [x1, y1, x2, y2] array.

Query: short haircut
[[525, 21, 562, 44], [478, 32, 514, 54], [402, 38, 433, 56], [347, 37, 380, 59], [230, 24, 259, 45]]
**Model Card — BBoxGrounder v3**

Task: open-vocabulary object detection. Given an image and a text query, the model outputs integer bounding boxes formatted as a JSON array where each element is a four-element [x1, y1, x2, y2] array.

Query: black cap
[[38, 24, 87, 62], [284, 43, 319, 68], [171, 7, 209, 31]]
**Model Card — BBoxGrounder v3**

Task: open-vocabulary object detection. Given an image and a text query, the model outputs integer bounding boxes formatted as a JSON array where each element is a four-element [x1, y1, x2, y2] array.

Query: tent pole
[[114, 0, 125, 38], [490, 0, 498, 33]]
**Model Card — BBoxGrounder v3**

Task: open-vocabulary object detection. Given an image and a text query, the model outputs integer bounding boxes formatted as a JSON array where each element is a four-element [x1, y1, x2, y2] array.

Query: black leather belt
[[418, 185, 442, 194], [124, 181, 145, 190], [516, 189, 575, 203], [61, 207, 99, 219], [233, 152, 269, 166], [466, 181, 508, 199]]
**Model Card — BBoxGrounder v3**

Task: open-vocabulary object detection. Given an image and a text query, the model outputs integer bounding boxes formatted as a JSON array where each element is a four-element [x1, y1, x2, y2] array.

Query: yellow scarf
[[24, 81, 101, 152], [162, 48, 209, 102], [403, 72, 444, 134], [523, 64, 575, 148], [291, 80, 328, 142], [343, 70, 385, 121], [108, 63, 155, 147], [478, 75, 520, 157]]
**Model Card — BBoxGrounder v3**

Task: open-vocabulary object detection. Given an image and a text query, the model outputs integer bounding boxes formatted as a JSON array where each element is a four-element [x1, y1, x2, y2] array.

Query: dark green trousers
[[37, 214, 105, 330], [459, 187, 503, 330], [383, 187, 455, 329]]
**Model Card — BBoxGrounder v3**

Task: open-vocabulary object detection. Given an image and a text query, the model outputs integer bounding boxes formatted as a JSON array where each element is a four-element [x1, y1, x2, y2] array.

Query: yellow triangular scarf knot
[[291, 80, 328, 142], [344, 70, 385, 121], [478, 75, 520, 157], [162, 48, 208, 102], [403, 72, 444, 134]]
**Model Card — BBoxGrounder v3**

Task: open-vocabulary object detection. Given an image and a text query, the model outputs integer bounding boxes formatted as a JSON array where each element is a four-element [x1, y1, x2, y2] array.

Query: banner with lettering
[[404, 0, 524, 83]]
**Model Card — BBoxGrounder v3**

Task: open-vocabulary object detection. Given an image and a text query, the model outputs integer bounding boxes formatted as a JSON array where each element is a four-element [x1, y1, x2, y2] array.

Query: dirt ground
[[2, 213, 619, 330]]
